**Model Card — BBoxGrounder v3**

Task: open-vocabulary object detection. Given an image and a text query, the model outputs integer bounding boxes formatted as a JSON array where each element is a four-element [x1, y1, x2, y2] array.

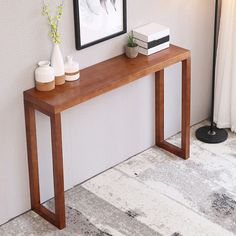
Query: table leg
[[24, 101, 41, 210], [155, 70, 164, 145], [50, 113, 66, 229], [181, 57, 191, 159], [24, 101, 66, 229], [155, 57, 191, 159]]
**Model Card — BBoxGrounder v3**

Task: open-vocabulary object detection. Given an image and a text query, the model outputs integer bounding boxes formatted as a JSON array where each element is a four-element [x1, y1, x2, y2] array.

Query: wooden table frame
[[24, 45, 191, 229]]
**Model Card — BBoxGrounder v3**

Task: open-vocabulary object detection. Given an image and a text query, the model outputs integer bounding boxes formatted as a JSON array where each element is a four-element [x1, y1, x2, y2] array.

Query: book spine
[[135, 36, 170, 49], [139, 42, 170, 56], [133, 31, 148, 42], [149, 29, 170, 42], [133, 28, 170, 42]]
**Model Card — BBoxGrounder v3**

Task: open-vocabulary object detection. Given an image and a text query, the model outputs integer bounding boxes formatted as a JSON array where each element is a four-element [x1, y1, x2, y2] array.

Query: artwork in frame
[[73, 0, 127, 50]]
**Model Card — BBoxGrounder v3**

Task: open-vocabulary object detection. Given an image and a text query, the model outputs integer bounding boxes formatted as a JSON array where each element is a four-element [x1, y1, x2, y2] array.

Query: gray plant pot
[[125, 45, 139, 59]]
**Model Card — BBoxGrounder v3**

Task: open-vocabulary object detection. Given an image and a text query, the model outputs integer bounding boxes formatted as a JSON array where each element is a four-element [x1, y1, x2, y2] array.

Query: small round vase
[[65, 56, 80, 82], [51, 44, 65, 85], [35, 61, 55, 92], [125, 45, 139, 59]]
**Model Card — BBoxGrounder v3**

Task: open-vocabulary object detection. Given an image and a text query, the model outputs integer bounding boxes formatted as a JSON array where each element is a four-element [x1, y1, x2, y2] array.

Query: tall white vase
[[51, 43, 65, 85]]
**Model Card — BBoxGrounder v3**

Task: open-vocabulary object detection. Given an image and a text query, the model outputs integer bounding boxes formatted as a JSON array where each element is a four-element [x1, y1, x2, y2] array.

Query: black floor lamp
[[196, 0, 228, 143]]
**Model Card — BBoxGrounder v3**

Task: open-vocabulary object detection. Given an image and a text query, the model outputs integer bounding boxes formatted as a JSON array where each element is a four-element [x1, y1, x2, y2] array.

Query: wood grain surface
[[24, 45, 190, 114]]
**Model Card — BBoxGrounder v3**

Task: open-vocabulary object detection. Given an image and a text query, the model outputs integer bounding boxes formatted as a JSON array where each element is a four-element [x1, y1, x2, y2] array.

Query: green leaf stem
[[42, 0, 64, 44]]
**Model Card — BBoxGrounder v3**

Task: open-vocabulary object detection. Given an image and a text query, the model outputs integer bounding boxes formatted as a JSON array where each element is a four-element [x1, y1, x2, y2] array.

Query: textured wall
[[0, 0, 214, 225]]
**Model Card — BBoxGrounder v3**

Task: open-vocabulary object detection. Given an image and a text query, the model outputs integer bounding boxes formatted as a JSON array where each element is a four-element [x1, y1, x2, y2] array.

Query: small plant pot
[[125, 45, 139, 59]]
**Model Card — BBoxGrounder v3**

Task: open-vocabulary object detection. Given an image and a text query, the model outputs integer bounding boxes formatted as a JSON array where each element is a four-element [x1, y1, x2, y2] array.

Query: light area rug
[[0, 122, 236, 236]]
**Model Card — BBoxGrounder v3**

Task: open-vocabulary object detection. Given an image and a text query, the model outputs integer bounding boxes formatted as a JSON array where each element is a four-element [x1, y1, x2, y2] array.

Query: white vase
[[65, 56, 80, 81], [35, 61, 55, 92], [51, 43, 65, 85]]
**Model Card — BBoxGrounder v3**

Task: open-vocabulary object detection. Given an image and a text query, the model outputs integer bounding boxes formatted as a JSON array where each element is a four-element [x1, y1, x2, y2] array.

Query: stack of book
[[133, 23, 170, 56]]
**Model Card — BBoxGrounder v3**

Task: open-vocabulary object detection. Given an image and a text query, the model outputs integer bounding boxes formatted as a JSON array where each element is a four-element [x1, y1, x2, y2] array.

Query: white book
[[139, 42, 170, 56], [133, 23, 170, 42]]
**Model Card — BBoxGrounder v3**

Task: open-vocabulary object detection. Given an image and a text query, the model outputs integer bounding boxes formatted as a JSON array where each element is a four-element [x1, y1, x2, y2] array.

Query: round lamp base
[[196, 126, 228, 144]]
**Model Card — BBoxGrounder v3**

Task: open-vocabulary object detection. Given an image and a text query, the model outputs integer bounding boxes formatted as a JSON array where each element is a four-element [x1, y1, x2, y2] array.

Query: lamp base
[[196, 126, 228, 144]]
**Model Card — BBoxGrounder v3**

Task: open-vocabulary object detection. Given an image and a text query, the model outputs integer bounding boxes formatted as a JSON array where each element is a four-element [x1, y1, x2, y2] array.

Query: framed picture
[[73, 0, 127, 50]]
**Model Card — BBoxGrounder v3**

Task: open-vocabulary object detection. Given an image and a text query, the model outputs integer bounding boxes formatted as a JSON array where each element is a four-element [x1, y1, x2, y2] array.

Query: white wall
[[0, 0, 214, 225]]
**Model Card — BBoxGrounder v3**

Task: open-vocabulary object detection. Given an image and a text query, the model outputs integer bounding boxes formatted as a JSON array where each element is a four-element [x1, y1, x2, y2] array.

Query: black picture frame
[[73, 0, 127, 50]]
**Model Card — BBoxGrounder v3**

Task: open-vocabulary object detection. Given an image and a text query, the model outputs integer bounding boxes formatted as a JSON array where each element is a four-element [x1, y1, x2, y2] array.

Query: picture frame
[[73, 0, 127, 50]]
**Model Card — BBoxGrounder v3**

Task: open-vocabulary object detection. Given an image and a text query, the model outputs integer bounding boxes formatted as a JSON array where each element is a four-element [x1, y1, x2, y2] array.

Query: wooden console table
[[24, 44, 191, 229]]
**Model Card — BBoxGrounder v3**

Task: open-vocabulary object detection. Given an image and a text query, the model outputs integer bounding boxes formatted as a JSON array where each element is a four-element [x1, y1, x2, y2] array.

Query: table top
[[24, 44, 190, 114]]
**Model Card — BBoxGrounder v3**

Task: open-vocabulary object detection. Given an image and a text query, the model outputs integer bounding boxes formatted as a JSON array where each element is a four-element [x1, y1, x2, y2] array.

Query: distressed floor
[[1, 122, 236, 236]]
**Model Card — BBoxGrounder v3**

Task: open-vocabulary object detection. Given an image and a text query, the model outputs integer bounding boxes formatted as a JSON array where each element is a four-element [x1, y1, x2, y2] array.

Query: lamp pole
[[195, 0, 228, 143]]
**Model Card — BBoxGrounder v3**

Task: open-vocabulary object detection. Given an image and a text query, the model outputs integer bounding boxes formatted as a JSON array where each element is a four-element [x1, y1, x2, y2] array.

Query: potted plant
[[125, 33, 139, 59]]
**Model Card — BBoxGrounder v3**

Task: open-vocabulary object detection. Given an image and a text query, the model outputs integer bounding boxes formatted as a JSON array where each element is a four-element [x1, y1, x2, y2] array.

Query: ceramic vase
[[65, 56, 80, 81], [35, 61, 55, 92], [51, 44, 65, 85], [125, 45, 139, 59]]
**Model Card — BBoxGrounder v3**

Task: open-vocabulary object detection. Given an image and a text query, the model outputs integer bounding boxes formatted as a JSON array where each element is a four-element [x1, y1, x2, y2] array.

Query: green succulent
[[127, 34, 138, 48], [42, 0, 64, 44]]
